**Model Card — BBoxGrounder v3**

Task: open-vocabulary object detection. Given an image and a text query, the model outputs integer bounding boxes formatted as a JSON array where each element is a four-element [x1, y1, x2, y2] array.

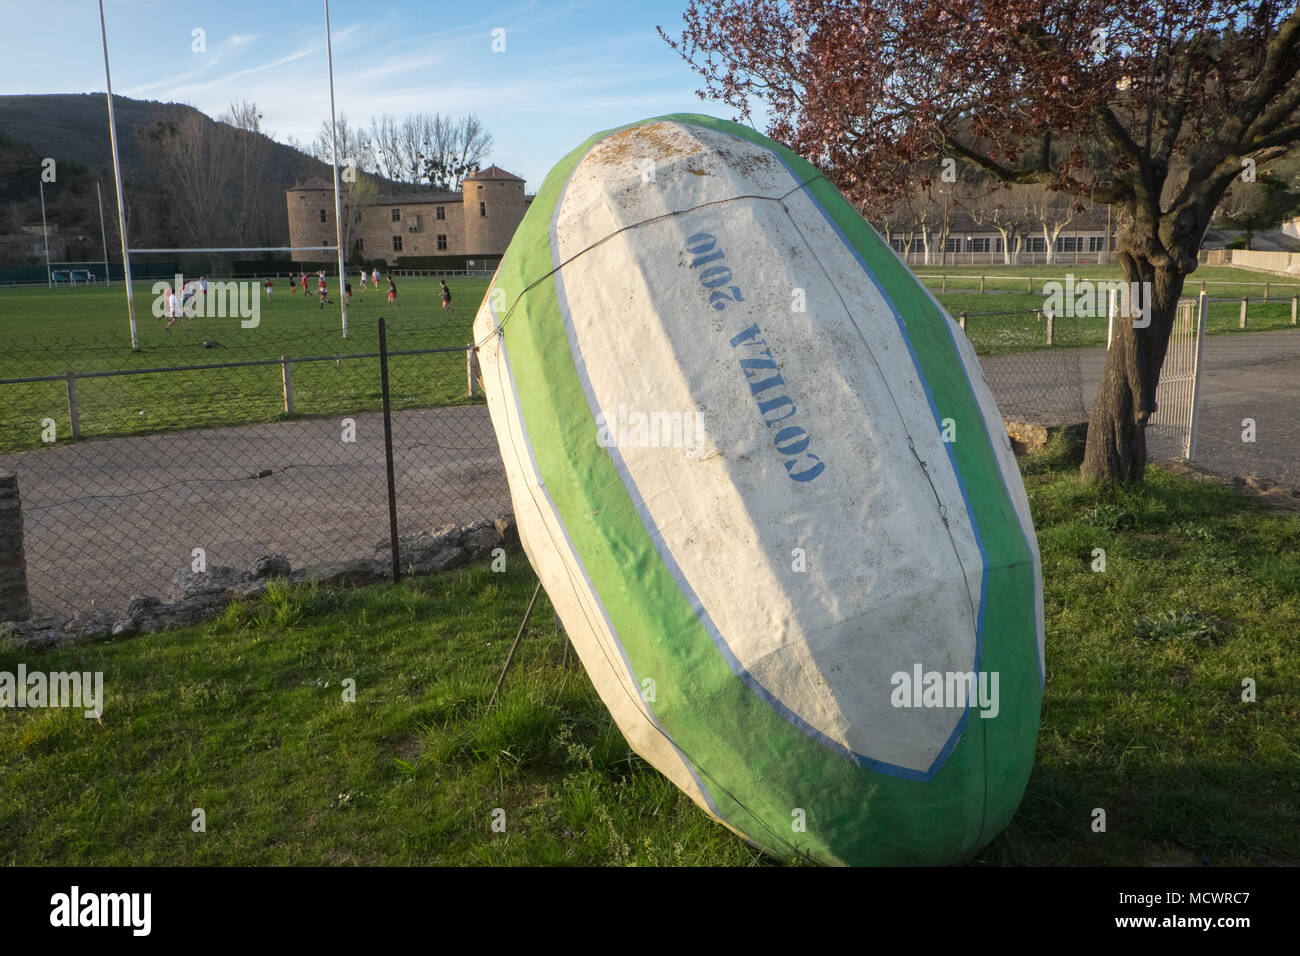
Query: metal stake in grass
[[489, 580, 543, 709]]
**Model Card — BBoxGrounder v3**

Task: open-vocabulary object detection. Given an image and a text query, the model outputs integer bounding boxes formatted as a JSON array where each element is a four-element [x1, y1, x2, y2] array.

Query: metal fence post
[[1107, 288, 1117, 349], [65, 371, 80, 439], [378, 317, 401, 584], [281, 355, 294, 414], [1187, 291, 1208, 461]]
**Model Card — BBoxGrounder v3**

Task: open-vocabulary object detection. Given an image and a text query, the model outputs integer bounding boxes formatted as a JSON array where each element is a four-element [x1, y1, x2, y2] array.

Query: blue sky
[[0, 0, 760, 191]]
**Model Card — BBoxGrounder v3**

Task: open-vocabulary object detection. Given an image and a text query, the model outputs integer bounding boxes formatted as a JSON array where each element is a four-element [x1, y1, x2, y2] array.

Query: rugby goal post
[[99, 0, 353, 347]]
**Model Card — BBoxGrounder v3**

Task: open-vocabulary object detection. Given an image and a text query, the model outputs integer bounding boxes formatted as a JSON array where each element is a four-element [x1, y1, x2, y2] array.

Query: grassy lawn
[[0, 277, 491, 453], [2, 438, 1297, 866]]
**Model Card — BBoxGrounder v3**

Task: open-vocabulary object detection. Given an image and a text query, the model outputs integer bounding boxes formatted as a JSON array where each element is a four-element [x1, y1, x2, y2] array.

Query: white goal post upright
[[98, 0, 138, 350], [324, 0, 349, 339]]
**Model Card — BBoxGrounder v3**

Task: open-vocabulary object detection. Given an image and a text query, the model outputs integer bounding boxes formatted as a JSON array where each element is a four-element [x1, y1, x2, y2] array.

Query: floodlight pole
[[39, 179, 52, 288], [324, 0, 348, 339], [97, 181, 110, 286], [99, 0, 138, 349]]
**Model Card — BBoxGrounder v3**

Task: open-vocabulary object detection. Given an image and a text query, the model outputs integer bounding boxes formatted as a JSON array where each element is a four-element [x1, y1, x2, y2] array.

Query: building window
[[945, 237, 961, 253], [1055, 236, 1082, 252], [1089, 235, 1108, 252], [354, 238, 364, 252], [391, 208, 401, 222], [436, 206, 445, 220], [437, 234, 448, 251], [1025, 237, 1047, 252], [480, 201, 486, 218], [890, 237, 907, 253], [319, 209, 327, 223], [392, 235, 403, 252], [967, 237, 991, 253]]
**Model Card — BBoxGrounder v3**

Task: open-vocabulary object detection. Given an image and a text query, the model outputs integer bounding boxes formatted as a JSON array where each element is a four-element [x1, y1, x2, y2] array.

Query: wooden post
[[1026, 276, 1032, 293], [467, 346, 481, 397], [1264, 281, 1270, 302], [1200, 279, 1206, 294], [958, 311, 966, 331], [1239, 298, 1248, 329], [1045, 310, 1054, 346], [941, 274, 947, 293], [64, 371, 80, 439], [979, 275, 985, 294], [1291, 296, 1297, 326], [281, 355, 294, 414]]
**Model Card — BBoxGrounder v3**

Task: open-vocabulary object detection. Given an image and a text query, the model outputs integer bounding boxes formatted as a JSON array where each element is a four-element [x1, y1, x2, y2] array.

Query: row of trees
[[874, 156, 1300, 264], [304, 112, 494, 192]]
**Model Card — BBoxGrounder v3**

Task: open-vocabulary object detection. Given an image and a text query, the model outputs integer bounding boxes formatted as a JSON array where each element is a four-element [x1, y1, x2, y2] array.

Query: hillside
[[0, 93, 335, 263]]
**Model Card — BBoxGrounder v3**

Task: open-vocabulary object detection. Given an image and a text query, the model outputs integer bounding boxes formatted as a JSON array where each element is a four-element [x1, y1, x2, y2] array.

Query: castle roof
[[464, 165, 524, 182], [373, 190, 462, 205]]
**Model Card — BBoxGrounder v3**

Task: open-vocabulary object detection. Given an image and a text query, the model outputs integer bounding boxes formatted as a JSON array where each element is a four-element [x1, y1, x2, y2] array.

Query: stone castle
[[286, 165, 533, 266]]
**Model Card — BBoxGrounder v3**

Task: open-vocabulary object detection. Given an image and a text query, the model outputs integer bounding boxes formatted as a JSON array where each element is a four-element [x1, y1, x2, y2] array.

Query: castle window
[[436, 206, 445, 220], [480, 202, 486, 218], [392, 235, 403, 252], [354, 238, 364, 252], [319, 209, 327, 223], [391, 208, 401, 222], [437, 234, 447, 251]]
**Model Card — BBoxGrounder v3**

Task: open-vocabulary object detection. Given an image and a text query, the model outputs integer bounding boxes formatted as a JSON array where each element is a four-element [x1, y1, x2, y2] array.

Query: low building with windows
[[880, 206, 1116, 266], [286, 165, 533, 269]]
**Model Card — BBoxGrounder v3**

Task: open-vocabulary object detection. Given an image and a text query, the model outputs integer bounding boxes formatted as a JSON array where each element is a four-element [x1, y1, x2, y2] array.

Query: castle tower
[[461, 166, 527, 258], [286, 178, 336, 260]]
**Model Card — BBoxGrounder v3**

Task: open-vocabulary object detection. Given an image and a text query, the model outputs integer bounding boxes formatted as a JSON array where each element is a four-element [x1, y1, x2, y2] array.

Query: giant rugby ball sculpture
[[473, 115, 1044, 866]]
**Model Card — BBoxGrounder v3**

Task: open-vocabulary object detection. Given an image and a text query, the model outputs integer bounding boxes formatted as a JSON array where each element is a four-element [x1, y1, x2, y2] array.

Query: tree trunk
[[1080, 253, 1188, 484]]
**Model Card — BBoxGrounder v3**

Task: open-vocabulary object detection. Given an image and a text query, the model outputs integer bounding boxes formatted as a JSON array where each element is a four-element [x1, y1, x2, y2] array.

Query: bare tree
[[220, 101, 278, 249], [143, 112, 241, 266]]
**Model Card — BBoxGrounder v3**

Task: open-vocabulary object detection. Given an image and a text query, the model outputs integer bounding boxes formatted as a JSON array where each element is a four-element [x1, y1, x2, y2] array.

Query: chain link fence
[[1, 318, 509, 618]]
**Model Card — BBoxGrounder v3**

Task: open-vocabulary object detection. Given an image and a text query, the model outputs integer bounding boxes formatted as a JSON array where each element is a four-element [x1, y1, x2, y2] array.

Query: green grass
[[0, 277, 491, 453], [2, 446, 1297, 865]]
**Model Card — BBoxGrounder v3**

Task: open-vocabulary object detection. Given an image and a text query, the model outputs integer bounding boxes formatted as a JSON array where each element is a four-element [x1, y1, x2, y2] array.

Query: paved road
[[4, 329, 1296, 619], [982, 328, 1300, 488]]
